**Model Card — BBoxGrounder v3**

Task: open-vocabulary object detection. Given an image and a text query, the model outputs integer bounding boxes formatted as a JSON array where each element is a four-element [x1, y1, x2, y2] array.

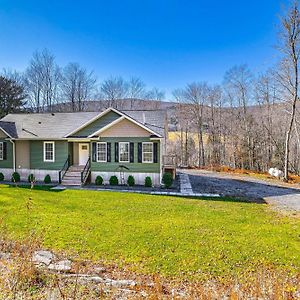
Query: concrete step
[[61, 180, 82, 186], [64, 173, 81, 178]]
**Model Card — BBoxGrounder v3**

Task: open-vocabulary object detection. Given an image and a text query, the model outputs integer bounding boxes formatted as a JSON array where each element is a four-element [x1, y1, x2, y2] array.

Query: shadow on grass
[[8, 184, 63, 192]]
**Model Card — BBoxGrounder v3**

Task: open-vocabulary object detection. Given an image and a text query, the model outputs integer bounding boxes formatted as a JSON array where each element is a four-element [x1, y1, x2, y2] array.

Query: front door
[[79, 143, 89, 165]]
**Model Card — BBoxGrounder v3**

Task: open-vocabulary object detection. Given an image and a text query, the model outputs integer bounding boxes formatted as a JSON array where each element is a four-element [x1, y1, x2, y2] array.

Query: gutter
[[8, 139, 16, 172]]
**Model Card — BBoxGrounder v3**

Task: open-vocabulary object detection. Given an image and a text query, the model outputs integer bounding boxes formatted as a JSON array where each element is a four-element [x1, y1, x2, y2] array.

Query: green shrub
[[95, 175, 103, 185], [11, 172, 20, 182], [0, 173, 4, 181], [145, 176, 152, 187], [162, 172, 173, 188], [109, 175, 118, 186], [127, 175, 135, 186], [44, 174, 52, 184], [28, 174, 35, 183]]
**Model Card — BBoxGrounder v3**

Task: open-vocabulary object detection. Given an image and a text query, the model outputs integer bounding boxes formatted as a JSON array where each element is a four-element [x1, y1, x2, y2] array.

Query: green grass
[[0, 184, 299, 280]]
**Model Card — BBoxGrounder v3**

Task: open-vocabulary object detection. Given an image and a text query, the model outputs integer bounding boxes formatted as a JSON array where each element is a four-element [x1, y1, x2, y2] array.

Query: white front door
[[79, 143, 89, 165]]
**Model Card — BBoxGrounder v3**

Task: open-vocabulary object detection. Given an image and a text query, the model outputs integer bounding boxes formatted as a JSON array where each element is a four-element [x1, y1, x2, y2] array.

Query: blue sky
[[0, 0, 289, 98]]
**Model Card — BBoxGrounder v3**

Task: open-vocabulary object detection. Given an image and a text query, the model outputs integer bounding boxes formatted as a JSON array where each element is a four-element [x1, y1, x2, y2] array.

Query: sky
[[0, 0, 290, 99]]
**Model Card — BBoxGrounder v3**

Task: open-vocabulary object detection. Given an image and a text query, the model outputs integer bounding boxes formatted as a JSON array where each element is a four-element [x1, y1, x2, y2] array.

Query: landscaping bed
[[90, 175, 179, 193]]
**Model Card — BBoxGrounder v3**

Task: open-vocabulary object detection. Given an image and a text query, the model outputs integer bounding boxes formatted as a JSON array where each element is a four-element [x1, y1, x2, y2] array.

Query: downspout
[[9, 139, 16, 172]]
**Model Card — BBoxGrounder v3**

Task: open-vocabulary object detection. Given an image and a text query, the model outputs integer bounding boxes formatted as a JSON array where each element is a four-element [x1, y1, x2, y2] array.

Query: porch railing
[[59, 155, 70, 184], [81, 157, 91, 185]]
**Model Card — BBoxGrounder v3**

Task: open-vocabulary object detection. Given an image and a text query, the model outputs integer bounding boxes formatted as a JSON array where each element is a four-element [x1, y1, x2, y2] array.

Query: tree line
[[169, 1, 300, 180], [0, 49, 165, 115]]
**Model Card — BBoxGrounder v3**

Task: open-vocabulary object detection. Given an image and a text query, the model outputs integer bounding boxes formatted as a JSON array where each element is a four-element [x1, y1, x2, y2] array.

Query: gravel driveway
[[182, 169, 300, 212]]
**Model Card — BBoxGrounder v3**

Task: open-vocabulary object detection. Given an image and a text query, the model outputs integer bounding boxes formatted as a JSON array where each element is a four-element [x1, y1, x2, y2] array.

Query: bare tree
[[127, 77, 146, 109], [24, 49, 61, 112], [61, 63, 97, 111], [276, 1, 300, 180], [100, 76, 128, 109], [223, 65, 254, 169]]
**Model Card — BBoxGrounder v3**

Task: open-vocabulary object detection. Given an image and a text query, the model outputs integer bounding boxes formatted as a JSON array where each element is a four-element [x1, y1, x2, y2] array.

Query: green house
[[0, 107, 170, 186]]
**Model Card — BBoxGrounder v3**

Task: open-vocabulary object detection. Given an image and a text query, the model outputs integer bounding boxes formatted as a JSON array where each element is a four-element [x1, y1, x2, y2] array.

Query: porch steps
[[61, 165, 84, 186]]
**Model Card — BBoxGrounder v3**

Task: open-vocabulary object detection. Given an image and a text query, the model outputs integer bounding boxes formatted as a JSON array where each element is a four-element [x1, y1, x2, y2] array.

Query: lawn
[[0, 184, 299, 281]]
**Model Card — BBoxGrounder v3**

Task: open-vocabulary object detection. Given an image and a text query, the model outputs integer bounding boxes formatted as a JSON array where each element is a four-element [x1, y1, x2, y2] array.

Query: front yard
[[0, 184, 299, 283]]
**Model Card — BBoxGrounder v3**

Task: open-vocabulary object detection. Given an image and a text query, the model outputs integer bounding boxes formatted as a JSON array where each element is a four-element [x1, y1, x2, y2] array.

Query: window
[[0, 142, 3, 160], [44, 141, 55, 162], [119, 142, 129, 163], [142, 142, 153, 163], [97, 142, 107, 162]]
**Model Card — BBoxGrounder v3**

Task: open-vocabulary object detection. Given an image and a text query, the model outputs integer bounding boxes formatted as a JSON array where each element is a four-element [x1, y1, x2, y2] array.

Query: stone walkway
[[179, 172, 193, 195]]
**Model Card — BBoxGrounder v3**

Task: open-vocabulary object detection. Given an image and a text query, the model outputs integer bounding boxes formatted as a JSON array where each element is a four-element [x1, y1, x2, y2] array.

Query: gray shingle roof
[[0, 109, 166, 139]]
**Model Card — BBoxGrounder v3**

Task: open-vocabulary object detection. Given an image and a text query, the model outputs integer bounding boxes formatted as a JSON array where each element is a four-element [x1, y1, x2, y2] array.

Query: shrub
[[11, 172, 20, 183], [162, 172, 173, 188], [95, 175, 103, 185], [28, 174, 35, 183], [109, 175, 118, 186], [44, 174, 51, 184], [145, 176, 152, 187], [0, 173, 4, 181], [127, 175, 135, 186]]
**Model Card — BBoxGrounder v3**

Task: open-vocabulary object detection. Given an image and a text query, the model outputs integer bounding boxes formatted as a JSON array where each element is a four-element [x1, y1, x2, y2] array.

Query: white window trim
[[142, 142, 153, 163], [0, 142, 3, 161], [43, 141, 55, 162], [97, 142, 107, 162], [119, 142, 130, 163]]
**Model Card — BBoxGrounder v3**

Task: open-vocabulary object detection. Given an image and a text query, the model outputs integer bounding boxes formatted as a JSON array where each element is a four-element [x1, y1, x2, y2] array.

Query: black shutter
[[92, 142, 97, 162], [153, 142, 158, 163], [107, 142, 111, 162], [115, 142, 119, 162], [130, 142, 134, 163], [3, 142, 7, 160], [138, 142, 142, 163]]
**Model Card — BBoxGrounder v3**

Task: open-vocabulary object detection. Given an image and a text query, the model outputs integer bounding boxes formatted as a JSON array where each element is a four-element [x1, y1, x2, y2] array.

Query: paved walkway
[[182, 169, 300, 212]]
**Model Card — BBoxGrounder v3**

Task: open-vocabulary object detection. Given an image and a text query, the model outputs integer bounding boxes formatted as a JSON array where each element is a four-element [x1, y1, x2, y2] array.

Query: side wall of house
[[30, 140, 69, 170]]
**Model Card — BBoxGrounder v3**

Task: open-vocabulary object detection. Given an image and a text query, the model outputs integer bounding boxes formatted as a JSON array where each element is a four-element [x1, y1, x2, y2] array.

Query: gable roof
[[86, 108, 163, 138], [0, 108, 165, 139], [0, 121, 18, 138]]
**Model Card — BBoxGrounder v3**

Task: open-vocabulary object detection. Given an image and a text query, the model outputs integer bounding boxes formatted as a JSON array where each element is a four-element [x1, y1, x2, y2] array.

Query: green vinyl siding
[[91, 137, 160, 173], [0, 139, 13, 169], [30, 141, 69, 170], [72, 111, 121, 137]]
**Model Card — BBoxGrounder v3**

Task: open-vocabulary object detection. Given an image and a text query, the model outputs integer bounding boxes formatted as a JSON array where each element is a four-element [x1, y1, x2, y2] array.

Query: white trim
[[88, 116, 125, 137], [142, 142, 153, 163], [0, 127, 12, 138], [0, 142, 3, 160], [64, 108, 122, 137], [43, 141, 55, 162], [96, 142, 107, 162], [119, 142, 130, 163]]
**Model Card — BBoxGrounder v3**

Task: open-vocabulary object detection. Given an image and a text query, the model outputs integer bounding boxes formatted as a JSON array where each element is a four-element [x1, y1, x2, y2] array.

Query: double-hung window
[[142, 142, 153, 163], [0, 142, 3, 160], [119, 142, 129, 163], [44, 141, 55, 162], [97, 142, 107, 162]]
